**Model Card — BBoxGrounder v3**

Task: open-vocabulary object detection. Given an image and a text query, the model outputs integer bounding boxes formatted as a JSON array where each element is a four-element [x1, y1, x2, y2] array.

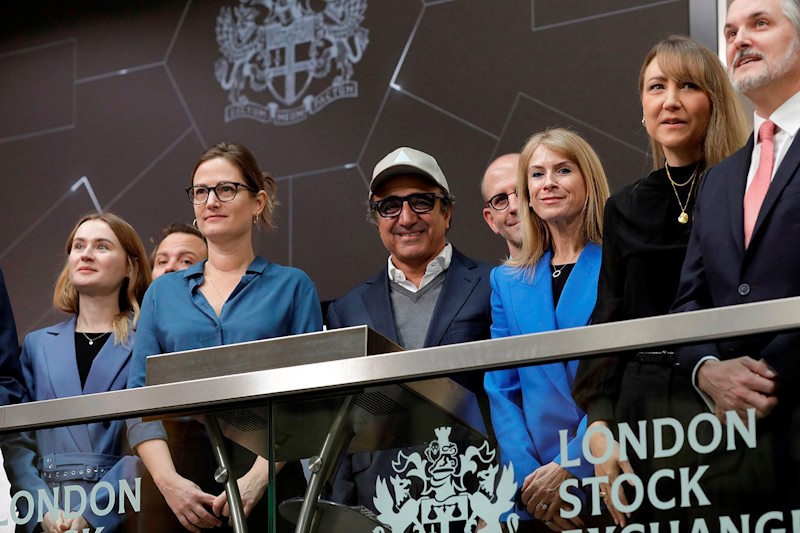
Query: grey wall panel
[[0, 41, 75, 140], [0, 0, 693, 338], [292, 168, 386, 301]]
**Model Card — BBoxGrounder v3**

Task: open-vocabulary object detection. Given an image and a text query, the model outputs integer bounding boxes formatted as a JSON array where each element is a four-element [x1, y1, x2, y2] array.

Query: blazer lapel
[[728, 136, 754, 252], [748, 132, 800, 252], [82, 332, 132, 395], [554, 243, 601, 330], [43, 317, 93, 451], [544, 244, 601, 401], [513, 251, 557, 334], [517, 252, 571, 405], [83, 331, 132, 449], [423, 250, 480, 347], [362, 268, 399, 344]]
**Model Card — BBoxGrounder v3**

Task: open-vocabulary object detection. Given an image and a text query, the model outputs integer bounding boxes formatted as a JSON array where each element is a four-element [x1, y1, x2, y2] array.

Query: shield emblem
[[263, 14, 316, 105]]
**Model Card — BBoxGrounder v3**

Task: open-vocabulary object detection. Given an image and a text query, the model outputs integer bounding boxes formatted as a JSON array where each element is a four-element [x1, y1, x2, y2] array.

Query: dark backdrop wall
[[0, 0, 693, 338]]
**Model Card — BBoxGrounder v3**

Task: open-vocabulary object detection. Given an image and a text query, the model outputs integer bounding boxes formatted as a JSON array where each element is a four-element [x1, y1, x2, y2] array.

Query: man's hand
[[697, 357, 778, 421]]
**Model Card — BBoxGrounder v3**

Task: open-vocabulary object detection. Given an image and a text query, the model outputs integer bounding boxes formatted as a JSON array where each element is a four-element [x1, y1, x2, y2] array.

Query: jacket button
[[738, 283, 750, 296]]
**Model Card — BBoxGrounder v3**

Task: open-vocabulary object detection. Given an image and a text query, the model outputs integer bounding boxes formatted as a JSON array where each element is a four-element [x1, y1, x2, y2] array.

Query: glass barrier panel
[[0, 400, 288, 533], [269, 332, 799, 533]]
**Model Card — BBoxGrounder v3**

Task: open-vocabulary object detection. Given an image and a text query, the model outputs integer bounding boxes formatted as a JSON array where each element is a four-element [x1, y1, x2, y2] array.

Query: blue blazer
[[326, 247, 492, 347], [484, 244, 600, 517], [3, 317, 140, 532]]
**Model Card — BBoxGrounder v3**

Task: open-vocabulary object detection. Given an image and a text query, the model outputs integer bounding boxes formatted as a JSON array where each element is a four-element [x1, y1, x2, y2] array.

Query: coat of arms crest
[[215, 0, 369, 125], [373, 427, 520, 533]]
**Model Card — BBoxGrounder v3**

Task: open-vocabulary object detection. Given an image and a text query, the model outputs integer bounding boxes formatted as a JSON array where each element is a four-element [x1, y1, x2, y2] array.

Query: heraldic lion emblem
[[372, 427, 520, 533]]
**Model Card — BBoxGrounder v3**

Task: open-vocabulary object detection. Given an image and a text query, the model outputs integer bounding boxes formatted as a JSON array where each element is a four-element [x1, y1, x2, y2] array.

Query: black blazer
[[672, 132, 800, 389]]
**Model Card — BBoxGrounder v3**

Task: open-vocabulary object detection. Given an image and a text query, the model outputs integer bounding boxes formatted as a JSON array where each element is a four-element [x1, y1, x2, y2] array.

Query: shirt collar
[[183, 256, 268, 287], [387, 242, 452, 283], [754, 89, 800, 141]]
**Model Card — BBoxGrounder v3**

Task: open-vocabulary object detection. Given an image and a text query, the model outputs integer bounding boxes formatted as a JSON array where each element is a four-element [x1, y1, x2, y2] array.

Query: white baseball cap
[[370, 147, 450, 195]]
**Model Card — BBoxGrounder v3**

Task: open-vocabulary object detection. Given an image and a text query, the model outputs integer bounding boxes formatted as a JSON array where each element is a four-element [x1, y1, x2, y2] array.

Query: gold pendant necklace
[[665, 161, 698, 224]]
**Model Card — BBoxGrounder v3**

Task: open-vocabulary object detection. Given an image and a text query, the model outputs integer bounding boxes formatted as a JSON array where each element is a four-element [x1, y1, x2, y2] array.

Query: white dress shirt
[[746, 90, 800, 190], [387, 242, 453, 293]]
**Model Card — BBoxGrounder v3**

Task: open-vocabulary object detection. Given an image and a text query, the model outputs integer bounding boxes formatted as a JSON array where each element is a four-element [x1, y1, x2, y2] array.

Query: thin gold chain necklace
[[665, 161, 698, 224]]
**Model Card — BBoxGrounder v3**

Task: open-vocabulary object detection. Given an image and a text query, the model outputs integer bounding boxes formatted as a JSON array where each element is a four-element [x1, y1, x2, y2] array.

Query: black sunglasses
[[370, 192, 446, 218]]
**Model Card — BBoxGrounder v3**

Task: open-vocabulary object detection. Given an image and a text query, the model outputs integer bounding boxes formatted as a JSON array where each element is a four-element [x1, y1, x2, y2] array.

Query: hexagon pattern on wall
[[0, 0, 689, 337]]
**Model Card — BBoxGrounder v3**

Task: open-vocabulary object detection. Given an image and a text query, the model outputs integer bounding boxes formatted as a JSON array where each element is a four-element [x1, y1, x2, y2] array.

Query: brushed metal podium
[[145, 326, 487, 533]]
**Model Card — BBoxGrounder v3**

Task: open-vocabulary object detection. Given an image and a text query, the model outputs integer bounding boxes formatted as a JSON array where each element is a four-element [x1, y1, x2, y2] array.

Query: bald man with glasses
[[481, 153, 522, 259]]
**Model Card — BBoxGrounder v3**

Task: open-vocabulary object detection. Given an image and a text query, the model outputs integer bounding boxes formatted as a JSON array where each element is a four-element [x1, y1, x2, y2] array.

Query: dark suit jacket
[[326, 247, 492, 347], [0, 267, 25, 405], [325, 246, 492, 510], [672, 132, 800, 388]]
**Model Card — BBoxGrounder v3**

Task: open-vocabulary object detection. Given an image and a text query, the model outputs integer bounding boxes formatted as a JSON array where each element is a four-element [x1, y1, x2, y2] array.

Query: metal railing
[[1, 295, 798, 431]]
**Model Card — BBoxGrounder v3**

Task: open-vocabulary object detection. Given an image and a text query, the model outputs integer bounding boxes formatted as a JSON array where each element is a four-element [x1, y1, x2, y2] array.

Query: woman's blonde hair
[[53, 212, 151, 345], [509, 128, 610, 271], [639, 35, 749, 170]]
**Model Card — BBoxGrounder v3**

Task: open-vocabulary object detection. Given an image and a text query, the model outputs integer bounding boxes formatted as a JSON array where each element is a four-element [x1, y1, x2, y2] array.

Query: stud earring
[[641, 117, 646, 126]]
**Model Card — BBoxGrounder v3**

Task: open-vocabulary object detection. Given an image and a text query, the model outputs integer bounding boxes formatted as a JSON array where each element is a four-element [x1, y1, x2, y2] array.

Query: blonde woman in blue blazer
[[485, 129, 609, 530], [3, 213, 150, 533]]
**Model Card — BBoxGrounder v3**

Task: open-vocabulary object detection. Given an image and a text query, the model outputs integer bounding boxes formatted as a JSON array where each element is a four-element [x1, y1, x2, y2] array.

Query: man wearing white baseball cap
[[325, 146, 493, 511]]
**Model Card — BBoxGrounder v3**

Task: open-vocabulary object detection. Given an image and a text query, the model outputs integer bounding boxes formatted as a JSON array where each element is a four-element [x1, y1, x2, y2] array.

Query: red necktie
[[743, 120, 776, 248]]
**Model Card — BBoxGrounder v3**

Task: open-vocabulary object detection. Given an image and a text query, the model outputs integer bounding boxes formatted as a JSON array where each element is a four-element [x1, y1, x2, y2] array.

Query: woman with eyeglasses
[[571, 36, 748, 526], [3, 212, 150, 533], [484, 128, 610, 531], [127, 142, 322, 532]]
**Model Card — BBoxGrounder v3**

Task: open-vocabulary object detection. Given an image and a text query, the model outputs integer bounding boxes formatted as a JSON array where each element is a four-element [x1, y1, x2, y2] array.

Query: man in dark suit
[[0, 267, 25, 406], [326, 146, 492, 510], [672, 0, 800, 510], [327, 147, 491, 348]]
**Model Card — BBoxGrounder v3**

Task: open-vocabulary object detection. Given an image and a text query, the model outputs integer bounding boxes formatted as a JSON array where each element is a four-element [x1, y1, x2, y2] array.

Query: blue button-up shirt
[[127, 256, 322, 447]]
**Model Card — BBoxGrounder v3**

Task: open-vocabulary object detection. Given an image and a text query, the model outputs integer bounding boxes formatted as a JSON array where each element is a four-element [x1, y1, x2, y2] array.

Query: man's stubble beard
[[731, 35, 800, 93]]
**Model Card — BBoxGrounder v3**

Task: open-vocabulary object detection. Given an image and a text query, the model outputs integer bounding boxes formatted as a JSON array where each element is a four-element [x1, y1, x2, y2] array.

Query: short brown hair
[[53, 212, 151, 345], [509, 128, 610, 271], [191, 142, 278, 229], [148, 222, 206, 268]]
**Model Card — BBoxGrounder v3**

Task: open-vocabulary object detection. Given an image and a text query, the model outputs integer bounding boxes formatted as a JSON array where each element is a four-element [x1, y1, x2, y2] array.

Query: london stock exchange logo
[[373, 427, 520, 533], [215, 0, 369, 126]]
